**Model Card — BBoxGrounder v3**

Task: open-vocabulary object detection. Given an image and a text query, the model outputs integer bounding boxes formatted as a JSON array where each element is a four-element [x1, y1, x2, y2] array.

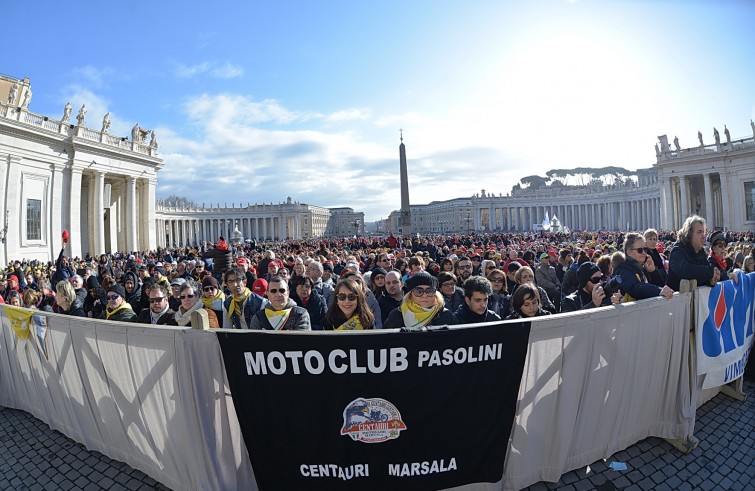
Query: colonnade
[[475, 198, 661, 232], [68, 170, 155, 258], [156, 215, 304, 247], [660, 172, 733, 232]]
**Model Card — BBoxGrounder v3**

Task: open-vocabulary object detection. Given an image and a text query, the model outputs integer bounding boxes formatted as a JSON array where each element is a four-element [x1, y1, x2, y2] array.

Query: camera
[[601, 276, 623, 297]]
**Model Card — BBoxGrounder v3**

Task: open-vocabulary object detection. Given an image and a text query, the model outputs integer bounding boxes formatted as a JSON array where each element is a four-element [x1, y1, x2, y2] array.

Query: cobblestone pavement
[[525, 379, 755, 491], [1, 380, 753, 490]]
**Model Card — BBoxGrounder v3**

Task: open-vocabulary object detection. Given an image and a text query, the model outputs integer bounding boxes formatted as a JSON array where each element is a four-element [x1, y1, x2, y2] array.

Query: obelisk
[[399, 130, 412, 236]]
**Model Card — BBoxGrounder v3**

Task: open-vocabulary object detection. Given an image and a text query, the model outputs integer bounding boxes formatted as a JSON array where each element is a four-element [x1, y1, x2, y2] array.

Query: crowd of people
[[2, 215, 753, 331]]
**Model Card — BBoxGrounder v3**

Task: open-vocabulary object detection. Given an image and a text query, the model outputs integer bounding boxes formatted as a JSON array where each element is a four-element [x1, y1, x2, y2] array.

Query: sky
[[3, 1, 754, 222]]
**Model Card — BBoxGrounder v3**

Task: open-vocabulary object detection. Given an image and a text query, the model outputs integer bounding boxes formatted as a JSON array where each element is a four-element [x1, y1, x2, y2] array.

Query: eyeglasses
[[336, 293, 357, 301], [713, 242, 725, 248], [441, 281, 456, 289], [268, 288, 287, 294], [203, 286, 216, 292], [149, 297, 166, 303], [106, 294, 120, 301], [412, 287, 437, 297], [486, 266, 495, 270], [588, 276, 603, 284], [490, 277, 504, 283], [628, 247, 647, 254], [179, 294, 195, 300]]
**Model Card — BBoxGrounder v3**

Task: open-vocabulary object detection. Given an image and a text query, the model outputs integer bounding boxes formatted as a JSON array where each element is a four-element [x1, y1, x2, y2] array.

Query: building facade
[[1, 75, 160, 264], [387, 123, 755, 235], [324, 207, 365, 237], [654, 127, 755, 231], [155, 197, 332, 246]]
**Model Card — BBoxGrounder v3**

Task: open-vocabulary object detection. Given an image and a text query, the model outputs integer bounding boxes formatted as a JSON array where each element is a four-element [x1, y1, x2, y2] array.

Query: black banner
[[217, 322, 531, 491]]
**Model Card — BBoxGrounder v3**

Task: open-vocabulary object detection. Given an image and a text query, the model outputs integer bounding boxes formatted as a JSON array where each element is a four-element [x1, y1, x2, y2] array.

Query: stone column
[[678, 176, 690, 221], [140, 177, 156, 251], [125, 177, 137, 252], [720, 172, 732, 229], [67, 165, 84, 258], [702, 173, 714, 227], [93, 170, 106, 255]]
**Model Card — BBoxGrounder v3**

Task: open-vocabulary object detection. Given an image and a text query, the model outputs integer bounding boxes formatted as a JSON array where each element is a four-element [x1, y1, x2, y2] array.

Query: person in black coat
[[384, 272, 455, 330], [55, 281, 86, 317], [667, 216, 721, 291], [505, 283, 552, 320], [289, 276, 327, 330], [453, 276, 502, 324]]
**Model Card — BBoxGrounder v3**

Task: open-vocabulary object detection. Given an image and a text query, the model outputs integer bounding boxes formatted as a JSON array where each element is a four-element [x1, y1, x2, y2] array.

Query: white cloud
[[325, 108, 371, 122], [173, 61, 244, 79], [71, 65, 116, 89]]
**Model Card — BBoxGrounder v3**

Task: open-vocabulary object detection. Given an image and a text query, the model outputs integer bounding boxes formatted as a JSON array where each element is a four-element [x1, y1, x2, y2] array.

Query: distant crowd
[[2, 215, 753, 331]]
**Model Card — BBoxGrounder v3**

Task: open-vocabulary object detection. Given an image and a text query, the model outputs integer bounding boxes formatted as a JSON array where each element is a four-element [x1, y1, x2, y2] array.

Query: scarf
[[105, 303, 131, 320], [710, 253, 727, 271], [400, 291, 444, 329], [335, 314, 365, 331], [202, 290, 225, 311], [150, 305, 170, 324], [174, 300, 204, 326], [226, 288, 251, 319], [264, 306, 292, 331]]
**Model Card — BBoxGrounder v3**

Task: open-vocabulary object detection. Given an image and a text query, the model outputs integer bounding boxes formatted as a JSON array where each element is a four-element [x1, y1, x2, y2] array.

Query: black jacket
[[614, 258, 665, 301], [136, 308, 176, 325], [452, 303, 501, 325], [290, 289, 327, 330], [667, 241, 715, 291]]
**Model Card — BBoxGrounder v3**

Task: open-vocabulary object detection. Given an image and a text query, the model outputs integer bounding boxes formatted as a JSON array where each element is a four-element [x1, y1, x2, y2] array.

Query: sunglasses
[[268, 288, 287, 294], [588, 276, 604, 284], [179, 294, 195, 300], [106, 294, 120, 301], [149, 297, 166, 303], [203, 286, 216, 292], [337, 293, 357, 301], [628, 247, 647, 254], [490, 277, 504, 283], [486, 266, 495, 270], [412, 287, 437, 297]]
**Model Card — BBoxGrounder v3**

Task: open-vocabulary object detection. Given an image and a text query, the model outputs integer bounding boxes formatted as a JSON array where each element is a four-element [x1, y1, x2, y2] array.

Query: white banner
[[695, 271, 755, 389]]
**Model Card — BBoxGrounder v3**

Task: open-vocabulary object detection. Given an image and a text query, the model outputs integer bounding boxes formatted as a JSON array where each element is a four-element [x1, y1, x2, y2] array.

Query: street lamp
[[466, 213, 472, 234], [352, 219, 360, 238]]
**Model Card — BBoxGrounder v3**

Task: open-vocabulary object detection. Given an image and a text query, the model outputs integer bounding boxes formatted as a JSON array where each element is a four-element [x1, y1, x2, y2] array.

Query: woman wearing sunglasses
[[613, 233, 674, 301], [323, 278, 375, 330], [383, 272, 454, 330], [171, 281, 219, 328]]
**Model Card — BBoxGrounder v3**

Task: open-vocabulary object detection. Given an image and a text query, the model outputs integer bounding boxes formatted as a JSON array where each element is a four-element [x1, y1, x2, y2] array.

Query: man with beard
[[222, 268, 264, 329], [454, 256, 474, 286], [137, 284, 176, 325]]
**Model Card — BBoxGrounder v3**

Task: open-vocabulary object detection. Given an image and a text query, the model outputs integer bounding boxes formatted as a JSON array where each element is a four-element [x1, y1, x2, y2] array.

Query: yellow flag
[[4, 305, 34, 345]]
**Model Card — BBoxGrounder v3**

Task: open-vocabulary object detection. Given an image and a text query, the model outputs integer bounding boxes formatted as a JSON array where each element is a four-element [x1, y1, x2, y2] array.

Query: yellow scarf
[[264, 306, 292, 330], [400, 292, 444, 329], [106, 303, 131, 320], [226, 288, 251, 319], [335, 314, 365, 331], [202, 290, 225, 310]]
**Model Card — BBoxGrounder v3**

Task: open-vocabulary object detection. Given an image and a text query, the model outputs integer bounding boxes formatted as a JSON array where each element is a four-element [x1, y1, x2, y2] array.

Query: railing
[[0, 102, 156, 157]]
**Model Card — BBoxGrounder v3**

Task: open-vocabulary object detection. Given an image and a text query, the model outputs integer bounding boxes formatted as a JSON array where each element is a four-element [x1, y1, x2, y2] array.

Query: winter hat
[[371, 267, 388, 278], [405, 272, 438, 291], [709, 231, 726, 246], [107, 284, 126, 299], [201, 276, 219, 289], [577, 262, 601, 288], [539, 253, 550, 261], [252, 278, 268, 296], [171, 277, 186, 287]]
